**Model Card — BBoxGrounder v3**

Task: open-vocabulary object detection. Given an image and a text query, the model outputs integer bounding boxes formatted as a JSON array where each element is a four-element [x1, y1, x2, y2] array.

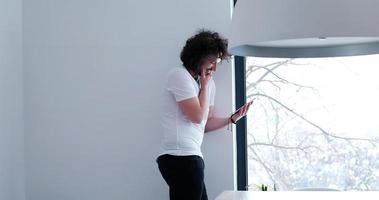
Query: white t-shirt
[[159, 66, 216, 158]]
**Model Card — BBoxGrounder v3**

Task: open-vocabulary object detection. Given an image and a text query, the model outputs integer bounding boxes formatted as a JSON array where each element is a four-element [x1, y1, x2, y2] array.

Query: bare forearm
[[205, 117, 230, 133], [198, 88, 209, 117]]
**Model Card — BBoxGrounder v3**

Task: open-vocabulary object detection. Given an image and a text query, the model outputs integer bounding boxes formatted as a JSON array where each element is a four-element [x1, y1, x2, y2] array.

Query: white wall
[[0, 0, 25, 199], [23, 0, 233, 200]]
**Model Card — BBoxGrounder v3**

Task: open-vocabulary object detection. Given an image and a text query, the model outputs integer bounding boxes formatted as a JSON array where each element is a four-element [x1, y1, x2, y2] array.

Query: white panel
[[0, 0, 25, 199], [23, 0, 233, 199], [230, 0, 379, 57]]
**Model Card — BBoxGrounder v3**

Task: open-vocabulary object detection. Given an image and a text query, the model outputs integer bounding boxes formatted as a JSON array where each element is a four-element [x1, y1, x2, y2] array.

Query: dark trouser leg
[[201, 181, 208, 200], [157, 154, 208, 200]]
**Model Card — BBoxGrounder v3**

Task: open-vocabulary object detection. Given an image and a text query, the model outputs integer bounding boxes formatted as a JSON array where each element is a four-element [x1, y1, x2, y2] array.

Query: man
[[157, 30, 253, 200]]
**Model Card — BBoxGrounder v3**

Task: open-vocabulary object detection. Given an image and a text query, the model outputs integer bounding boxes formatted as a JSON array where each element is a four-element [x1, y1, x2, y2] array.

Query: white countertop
[[215, 191, 379, 200]]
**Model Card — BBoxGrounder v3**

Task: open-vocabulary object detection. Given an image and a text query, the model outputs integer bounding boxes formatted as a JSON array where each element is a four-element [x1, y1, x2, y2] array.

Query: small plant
[[255, 183, 277, 191], [255, 184, 268, 191], [261, 184, 268, 191]]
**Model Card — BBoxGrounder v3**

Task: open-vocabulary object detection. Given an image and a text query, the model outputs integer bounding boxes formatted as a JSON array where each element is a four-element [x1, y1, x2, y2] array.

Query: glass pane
[[245, 55, 379, 191]]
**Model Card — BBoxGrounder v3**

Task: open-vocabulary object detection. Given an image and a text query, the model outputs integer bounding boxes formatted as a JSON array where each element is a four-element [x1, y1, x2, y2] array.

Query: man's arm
[[178, 87, 209, 124], [204, 106, 230, 133], [205, 100, 254, 133], [177, 67, 212, 124]]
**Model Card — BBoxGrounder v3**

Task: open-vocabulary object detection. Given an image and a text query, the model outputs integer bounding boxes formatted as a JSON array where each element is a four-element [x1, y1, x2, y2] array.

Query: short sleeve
[[166, 69, 197, 102], [209, 79, 216, 106]]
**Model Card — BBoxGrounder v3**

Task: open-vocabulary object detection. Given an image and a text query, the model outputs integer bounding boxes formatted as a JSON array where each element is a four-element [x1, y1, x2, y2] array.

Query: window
[[236, 55, 379, 191]]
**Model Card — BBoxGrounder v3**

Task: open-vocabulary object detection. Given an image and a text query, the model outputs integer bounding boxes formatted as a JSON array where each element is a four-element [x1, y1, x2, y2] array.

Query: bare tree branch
[[248, 142, 324, 153], [247, 92, 378, 143], [245, 58, 379, 190]]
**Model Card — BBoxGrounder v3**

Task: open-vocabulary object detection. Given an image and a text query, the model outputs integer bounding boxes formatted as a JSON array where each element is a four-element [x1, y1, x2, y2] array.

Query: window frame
[[234, 56, 248, 190], [233, 0, 248, 191]]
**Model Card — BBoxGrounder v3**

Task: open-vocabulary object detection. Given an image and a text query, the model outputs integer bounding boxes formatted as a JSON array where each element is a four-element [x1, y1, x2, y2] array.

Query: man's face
[[201, 56, 221, 75]]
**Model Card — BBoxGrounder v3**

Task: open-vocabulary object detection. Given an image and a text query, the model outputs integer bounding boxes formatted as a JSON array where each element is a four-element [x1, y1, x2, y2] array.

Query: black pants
[[157, 154, 208, 200]]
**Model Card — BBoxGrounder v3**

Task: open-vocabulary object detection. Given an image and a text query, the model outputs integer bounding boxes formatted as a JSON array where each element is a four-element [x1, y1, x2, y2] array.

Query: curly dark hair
[[180, 29, 230, 73]]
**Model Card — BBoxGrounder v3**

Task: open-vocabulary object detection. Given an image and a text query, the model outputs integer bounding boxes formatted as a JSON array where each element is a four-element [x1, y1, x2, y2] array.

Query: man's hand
[[231, 100, 254, 123], [200, 65, 212, 88]]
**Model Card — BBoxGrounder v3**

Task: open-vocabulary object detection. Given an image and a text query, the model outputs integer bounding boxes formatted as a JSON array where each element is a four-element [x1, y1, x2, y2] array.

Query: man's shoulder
[[167, 66, 189, 80]]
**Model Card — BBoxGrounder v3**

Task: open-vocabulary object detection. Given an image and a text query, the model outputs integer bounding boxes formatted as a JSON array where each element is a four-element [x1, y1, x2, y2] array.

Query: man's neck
[[188, 70, 199, 80]]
